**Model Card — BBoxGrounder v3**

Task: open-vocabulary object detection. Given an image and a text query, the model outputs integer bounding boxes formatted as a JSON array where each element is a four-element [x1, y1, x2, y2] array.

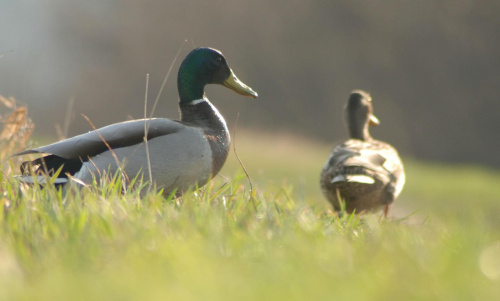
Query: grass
[[1, 112, 500, 300]]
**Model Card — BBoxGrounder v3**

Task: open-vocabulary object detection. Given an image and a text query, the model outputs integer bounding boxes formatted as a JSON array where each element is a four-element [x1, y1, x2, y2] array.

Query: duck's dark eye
[[215, 57, 223, 64]]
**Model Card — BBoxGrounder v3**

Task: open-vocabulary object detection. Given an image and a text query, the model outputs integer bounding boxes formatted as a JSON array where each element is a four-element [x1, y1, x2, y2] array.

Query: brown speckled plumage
[[320, 90, 405, 216]]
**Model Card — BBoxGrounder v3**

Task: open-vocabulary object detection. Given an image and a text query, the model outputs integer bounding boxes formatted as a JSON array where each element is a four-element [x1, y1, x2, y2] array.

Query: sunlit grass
[[1, 129, 500, 300]]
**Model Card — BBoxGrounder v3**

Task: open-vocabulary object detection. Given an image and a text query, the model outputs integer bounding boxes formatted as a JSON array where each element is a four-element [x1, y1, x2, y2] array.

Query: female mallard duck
[[320, 90, 405, 216], [13, 47, 258, 196]]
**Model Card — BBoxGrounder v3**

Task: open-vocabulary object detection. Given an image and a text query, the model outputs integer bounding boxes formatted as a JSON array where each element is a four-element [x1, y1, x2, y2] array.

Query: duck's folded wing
[[13, 118, 185, 159]]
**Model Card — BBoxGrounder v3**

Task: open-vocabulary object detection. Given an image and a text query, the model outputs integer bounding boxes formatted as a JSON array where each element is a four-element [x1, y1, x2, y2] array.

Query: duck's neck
[[177, 57, 209, 104], [178, 77, 204, 104], [348, 119, 372, 141], [180, 98, 231, 176], [179, 97, 226, 131]]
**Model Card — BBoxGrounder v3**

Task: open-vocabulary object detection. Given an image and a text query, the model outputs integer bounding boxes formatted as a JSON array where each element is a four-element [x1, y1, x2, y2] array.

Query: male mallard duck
[[320, 90, 405, 216], [13, 47, 258, 196]]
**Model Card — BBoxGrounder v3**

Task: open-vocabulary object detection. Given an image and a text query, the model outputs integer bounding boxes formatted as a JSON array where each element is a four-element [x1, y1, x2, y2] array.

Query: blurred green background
[[1, 0, 499, 167]]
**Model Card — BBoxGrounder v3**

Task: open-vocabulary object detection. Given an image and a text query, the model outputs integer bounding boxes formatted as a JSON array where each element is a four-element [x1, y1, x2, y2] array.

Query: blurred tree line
[[1, 0, 499, 166]]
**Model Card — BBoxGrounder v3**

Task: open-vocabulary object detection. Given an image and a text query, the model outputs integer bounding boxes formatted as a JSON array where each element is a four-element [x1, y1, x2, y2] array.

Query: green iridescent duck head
[[177, 47, 258, 103]]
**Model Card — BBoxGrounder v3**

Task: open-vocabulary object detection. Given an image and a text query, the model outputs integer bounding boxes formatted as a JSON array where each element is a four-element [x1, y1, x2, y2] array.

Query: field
[[1, 130, 500, 300]]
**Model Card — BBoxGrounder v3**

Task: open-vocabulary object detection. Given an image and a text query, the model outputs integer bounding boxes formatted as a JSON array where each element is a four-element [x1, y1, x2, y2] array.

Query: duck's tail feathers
[[15, 175, 68, 186], [331, 174, 375, 184]]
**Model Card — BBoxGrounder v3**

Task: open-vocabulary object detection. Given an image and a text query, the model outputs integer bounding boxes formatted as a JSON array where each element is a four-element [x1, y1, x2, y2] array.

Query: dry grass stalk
[[0, 95, 34, 166]]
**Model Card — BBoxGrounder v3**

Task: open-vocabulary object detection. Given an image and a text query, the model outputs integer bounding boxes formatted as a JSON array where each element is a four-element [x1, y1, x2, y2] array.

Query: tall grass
[[1, 172, 499, 301]]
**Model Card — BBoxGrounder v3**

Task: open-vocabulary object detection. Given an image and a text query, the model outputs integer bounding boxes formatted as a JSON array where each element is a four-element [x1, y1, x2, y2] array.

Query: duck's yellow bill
[[369, 115, 380, 126], [223, 69, 258, 98]]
